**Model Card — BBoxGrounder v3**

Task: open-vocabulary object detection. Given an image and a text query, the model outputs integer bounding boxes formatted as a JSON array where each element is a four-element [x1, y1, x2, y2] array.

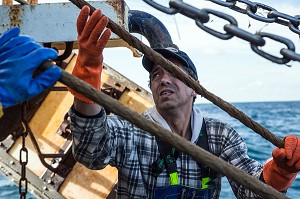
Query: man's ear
[[191, 80, 200, 97], [191, 90, 197, 97]]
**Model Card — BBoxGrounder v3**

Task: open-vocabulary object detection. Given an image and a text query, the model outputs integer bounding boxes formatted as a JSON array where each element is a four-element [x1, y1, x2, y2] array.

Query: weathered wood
[[59, 163, 117, 199], [0, 90, 49, 141]]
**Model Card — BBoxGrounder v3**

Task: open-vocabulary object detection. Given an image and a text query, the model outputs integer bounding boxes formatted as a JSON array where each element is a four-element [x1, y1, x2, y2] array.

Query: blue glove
[[0, 27, 62, 108], [0, 27, 20, 47], [0, 35, 33, 56]]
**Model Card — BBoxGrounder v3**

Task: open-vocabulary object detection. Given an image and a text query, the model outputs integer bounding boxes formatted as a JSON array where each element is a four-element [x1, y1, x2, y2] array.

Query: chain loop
[[196, 9, 237, 40], [143, 0, 179, 14], [229, 0, 256, 14], [288, 15, 300, 35], [169, 0, 209, 23], [224, 24, 265, 46], [251, 32, 295, 64], [19, 103, 29, 199], [208, 0, 235, 7], [268, 11, 300, 27], [245, 2, 277, 23], [280, 49, 300, 62]]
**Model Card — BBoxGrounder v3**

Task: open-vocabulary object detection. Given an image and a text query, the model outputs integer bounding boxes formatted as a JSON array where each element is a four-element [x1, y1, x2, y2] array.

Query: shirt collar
[[145, 106, 203, 143]]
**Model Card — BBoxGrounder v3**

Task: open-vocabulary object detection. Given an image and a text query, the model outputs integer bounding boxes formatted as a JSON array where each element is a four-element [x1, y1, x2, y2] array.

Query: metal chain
[[19, 103, 29, 199], [208, 0, 300, 34], [142, 0, 300, 64]]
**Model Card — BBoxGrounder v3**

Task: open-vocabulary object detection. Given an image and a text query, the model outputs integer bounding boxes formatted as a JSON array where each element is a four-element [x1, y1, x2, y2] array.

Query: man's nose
[[160, 71, 173, 85]]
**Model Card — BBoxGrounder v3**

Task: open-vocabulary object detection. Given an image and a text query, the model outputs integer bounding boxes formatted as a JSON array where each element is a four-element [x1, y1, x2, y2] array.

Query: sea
[[0, 101, 299, 198]]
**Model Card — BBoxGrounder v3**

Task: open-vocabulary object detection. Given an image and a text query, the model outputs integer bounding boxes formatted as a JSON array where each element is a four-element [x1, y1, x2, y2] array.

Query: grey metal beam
[[0, 1, 129, 43]]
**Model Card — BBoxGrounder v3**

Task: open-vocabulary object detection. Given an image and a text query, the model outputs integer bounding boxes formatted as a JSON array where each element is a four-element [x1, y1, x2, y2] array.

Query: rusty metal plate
[[0, 1, 129, 43]]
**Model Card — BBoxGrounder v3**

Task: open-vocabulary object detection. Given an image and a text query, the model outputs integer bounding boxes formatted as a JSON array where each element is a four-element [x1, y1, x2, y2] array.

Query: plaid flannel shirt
[[69, 106, 263, 199]]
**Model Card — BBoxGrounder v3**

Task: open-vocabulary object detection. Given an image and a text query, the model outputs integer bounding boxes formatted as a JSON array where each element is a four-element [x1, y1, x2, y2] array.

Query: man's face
[[149, 58, 195, 111]]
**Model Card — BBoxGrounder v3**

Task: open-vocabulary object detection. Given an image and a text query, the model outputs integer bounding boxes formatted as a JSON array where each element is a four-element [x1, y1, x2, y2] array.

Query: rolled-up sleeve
[[69, 106, 137, 170], [208, 119, 263, 198]]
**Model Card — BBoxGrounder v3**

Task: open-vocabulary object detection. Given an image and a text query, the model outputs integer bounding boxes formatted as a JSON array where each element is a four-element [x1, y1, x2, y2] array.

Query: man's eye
[[151, 73, 159, 80]]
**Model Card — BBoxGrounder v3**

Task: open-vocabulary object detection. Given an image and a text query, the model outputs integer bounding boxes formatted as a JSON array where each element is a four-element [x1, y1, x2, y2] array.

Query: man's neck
[[159, 107, 193, 140]]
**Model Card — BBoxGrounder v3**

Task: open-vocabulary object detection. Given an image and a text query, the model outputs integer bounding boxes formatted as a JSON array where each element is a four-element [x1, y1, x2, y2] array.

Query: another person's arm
[[68, 6, 120, 168], [67, 5, 110, 114], [0, 27, 62, 116]]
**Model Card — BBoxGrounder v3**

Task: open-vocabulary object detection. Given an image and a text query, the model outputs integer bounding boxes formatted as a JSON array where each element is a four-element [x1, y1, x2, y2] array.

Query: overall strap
[[196, 119, 216, 189], [196, 119, 209, 153], [155, 138, 179, 185]]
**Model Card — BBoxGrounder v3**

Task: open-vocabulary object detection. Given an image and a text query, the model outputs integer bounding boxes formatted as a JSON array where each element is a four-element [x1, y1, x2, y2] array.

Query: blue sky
[[103, 0, 300, 104]]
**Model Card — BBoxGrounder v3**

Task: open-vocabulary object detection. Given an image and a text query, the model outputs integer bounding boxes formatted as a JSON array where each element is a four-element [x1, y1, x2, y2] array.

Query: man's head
[[142, 47, 198, 81], [142, 47, 198, 111]]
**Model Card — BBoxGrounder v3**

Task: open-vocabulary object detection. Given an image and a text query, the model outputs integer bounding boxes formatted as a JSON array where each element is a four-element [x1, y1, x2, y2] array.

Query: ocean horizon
[[0, 100, 299, 198]]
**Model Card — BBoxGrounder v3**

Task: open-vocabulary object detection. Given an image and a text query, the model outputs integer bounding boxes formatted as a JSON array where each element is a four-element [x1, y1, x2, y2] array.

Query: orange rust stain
[[27, 0, 38, 4], [8, 6, 24, 27], [107, 0, 126, 24], [2, 0, 13, 5]]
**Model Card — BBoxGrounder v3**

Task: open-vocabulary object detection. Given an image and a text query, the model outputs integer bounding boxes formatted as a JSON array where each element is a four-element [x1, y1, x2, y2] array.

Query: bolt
[[9, 160, 14, 165]]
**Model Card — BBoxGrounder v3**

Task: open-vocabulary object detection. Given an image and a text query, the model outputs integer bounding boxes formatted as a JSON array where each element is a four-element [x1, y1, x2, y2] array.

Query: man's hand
[[263, 135, 300, 191], [0, 27, 62, 108], [68, 5, 111, 103]]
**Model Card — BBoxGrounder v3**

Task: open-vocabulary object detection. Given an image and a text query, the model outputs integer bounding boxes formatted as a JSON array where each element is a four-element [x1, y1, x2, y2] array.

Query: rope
[[39, 60, 288, 199], [68, 0, 284, 148]]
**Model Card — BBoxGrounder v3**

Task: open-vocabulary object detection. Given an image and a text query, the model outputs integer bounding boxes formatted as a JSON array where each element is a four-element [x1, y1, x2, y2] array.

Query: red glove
[[263, 135, 300, 191], [68, 5, 111, 103]]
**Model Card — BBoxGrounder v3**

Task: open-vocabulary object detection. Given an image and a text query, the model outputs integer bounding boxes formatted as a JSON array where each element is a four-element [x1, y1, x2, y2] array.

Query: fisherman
[[0, 27, 62, 116], [68, 6, 300, 198]]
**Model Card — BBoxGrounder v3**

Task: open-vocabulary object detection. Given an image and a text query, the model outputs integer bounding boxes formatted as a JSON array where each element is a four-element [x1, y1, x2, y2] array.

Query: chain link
[[246, 2, 277, 23], [143, 0, 180, 14], [251, 32, 295, 64], [142, 0, 300, 65], [195, 8, 237, 40], [208, 0, 300, 32], [19, 103, 29, 199]]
